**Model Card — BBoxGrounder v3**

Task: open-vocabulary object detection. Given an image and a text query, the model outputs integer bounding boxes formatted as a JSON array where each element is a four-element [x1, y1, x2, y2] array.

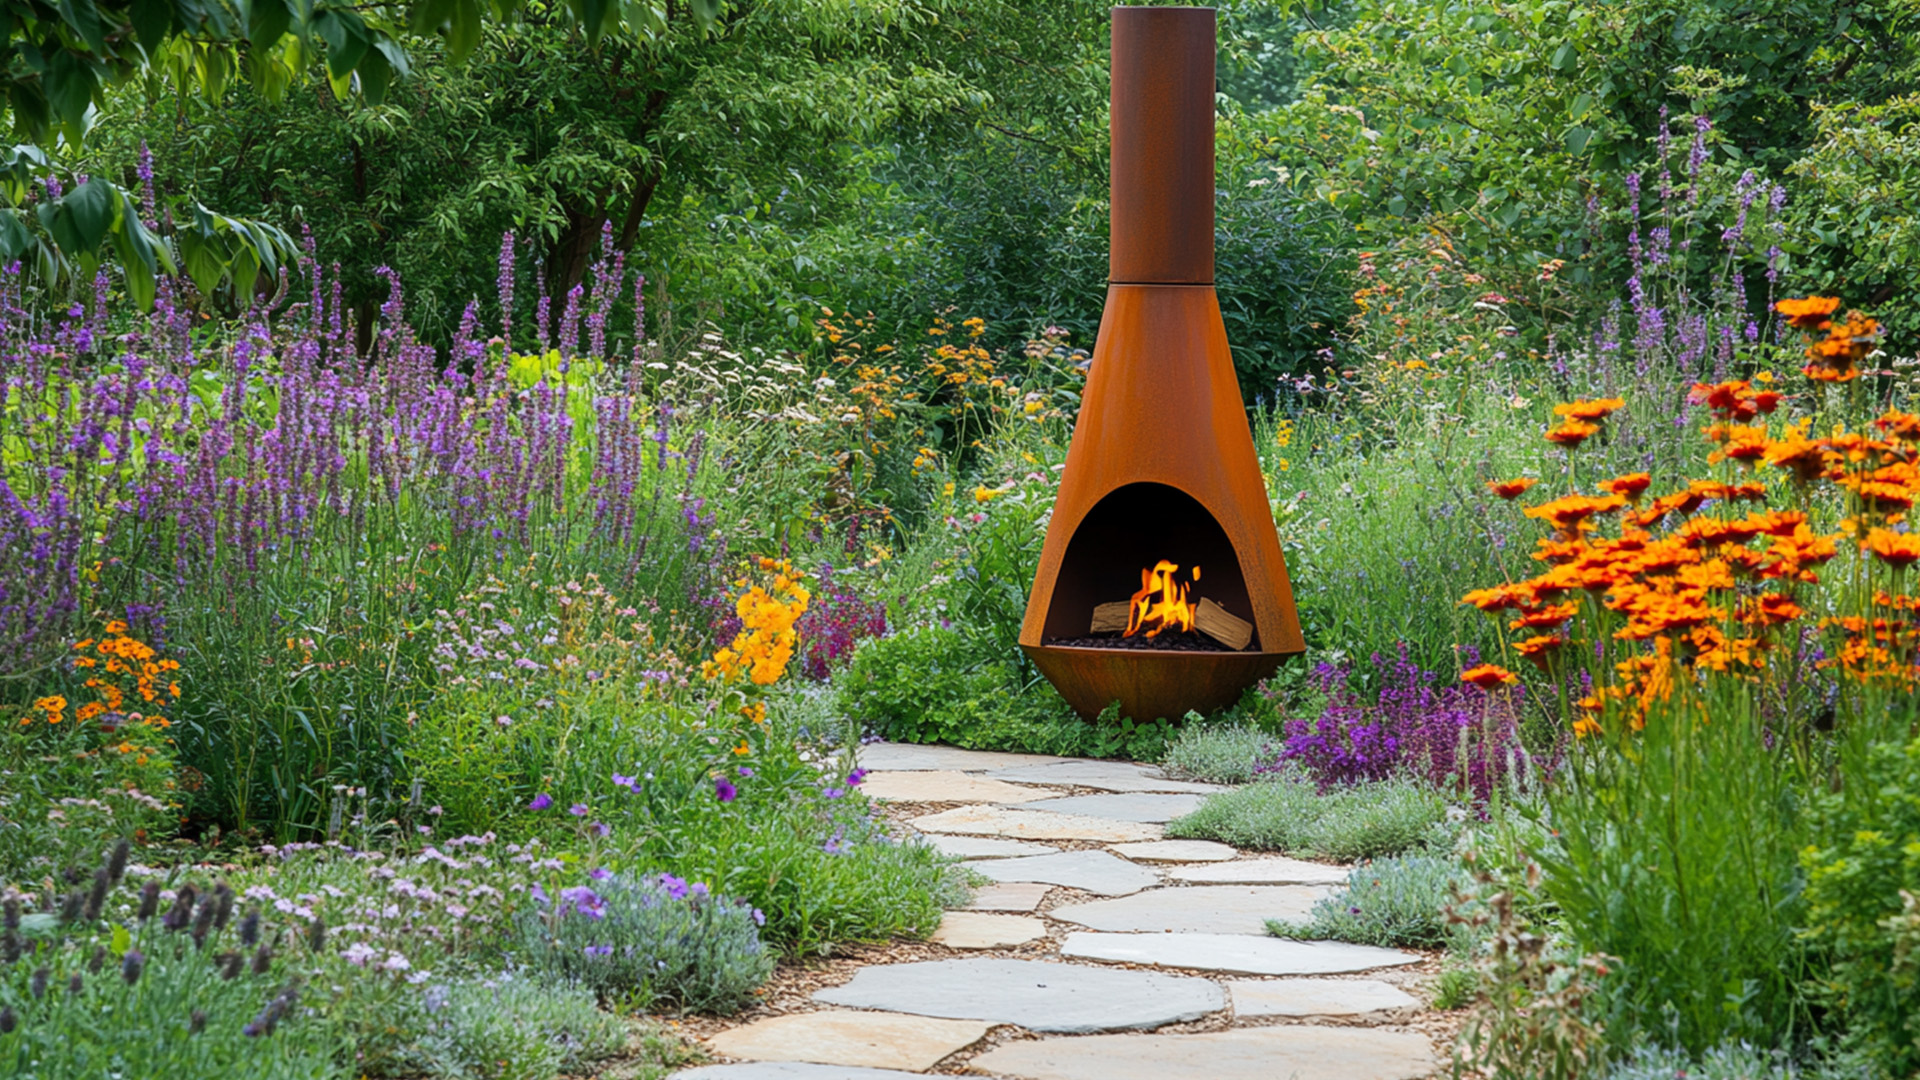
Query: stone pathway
[[668, 743, 1447, 1080]]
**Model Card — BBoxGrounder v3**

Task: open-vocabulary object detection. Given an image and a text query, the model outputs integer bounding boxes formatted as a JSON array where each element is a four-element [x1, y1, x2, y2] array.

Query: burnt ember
[[1044, 631, 1241, 653]]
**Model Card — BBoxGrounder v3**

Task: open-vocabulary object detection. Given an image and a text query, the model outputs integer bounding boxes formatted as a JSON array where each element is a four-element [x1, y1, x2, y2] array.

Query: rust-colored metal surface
[[1018, 6, 1304, 722], [1109, 6, 1215, 285]]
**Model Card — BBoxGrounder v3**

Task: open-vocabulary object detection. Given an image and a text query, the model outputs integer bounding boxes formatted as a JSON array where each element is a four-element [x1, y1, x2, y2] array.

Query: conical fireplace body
[[1018, 5, 1305, 721]]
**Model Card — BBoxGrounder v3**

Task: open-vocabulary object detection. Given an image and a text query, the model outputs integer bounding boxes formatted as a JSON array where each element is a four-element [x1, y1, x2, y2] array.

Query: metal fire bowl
[[1021, 642, 1289, 723]]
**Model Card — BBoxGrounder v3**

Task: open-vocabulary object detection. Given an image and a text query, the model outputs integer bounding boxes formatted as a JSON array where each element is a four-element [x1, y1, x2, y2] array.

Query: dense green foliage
[[1269, 852, 1473, 949]]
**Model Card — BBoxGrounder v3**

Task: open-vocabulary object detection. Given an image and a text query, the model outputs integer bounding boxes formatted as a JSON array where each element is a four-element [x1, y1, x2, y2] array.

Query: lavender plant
[[518, 871, 773, 1015]]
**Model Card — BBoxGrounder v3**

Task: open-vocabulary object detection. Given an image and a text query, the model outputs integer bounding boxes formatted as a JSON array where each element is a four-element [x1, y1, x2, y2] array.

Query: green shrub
[[1801, 736, 1920, 1076], [520, 872, 773, 1015], [1165, 776, 1447, 861], [1269, 853, 1472, 950], [1160, 724, 1278, 785]]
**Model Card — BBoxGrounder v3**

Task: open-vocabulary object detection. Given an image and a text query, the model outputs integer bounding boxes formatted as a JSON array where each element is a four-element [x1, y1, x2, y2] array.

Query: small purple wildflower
[[584, 944, 612, 958], [528, 793, 553, 811], [715, 778, 738, 803], [568, 803, 589, 817], [737, 766, 754, 778]]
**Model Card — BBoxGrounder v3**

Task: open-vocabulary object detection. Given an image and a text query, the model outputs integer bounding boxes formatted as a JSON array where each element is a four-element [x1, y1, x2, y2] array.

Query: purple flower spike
[[528, 793, 552, 811], [715, 778, 738, 803]]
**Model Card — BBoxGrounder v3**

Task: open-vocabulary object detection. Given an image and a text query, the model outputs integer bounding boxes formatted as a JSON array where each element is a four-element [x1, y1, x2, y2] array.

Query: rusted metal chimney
[[1018, 5, 1305, 722]]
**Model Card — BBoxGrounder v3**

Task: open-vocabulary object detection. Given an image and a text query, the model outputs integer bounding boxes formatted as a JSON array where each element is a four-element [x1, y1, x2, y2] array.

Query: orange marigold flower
[[34, 695, 66, 713], [75, 701, 106, 722], [1598, 473, 1653, 501], [1776, 296, 1841, 329], [1525, 494, 1626, 538], [103, 620, 129, 634], [1514, 635, 1567, 670], [1878, 411, 1920, 443], [1554, 398, 1626, 422], [1461, 584, 1535, 612], [1510, 602, 1580, 630], [1487, 477, 1538, 500], [1864, 528, 1920, 570], [1545, 418, 1601, 447], [1572, 715, 1603, 738], [1765, 437, 1833, 484], [1461, 664, 1519, 690], [1742, 592, 1805, 625]]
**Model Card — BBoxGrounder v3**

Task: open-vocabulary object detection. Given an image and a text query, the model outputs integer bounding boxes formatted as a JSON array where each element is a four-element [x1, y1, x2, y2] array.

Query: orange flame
[[1125, 559, 1199, 638]]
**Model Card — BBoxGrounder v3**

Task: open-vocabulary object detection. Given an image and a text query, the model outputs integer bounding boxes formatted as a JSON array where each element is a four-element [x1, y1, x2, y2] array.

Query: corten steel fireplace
[[1018, 5, 1305, 721]]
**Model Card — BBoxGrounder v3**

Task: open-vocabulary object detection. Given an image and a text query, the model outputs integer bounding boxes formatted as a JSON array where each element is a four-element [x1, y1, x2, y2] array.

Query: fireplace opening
[[1040, 482, 1260, 653]]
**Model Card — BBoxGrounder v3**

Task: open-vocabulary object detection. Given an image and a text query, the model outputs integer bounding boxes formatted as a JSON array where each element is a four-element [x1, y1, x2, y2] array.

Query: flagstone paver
[[812, 958, 1226, 1033], [931, 912, 1048, 949], [1108, 839, 1239, 863], [965, 850, 1162, 896], [910, 805, 1162, 842], [961, 882, 1052, 912], [984, 761, 1224, 794], [1050, 884, 1331, 933], [670, 1064, 935, 1080], [1169, 855, 1351, 886], [1060, 932, 1422, 976], [857, 743, 1065, 771], [923, 835, 1058, 859], [1018, 792, 1205, 822], [1227, 978, 1421, 1018], [862, 771, 1056, 804], [704, 1011, 992, 1072], [696, 743, 1447, 1080], [965, 1025, 1436, 1080]]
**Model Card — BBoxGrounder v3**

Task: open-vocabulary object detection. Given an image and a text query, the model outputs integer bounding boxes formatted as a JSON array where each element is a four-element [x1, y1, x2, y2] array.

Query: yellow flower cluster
[[703, 558, 811, 690]]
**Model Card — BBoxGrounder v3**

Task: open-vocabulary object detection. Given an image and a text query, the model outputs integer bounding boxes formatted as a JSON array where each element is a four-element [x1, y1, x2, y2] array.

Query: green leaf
[[111, 922, 130, 956], [1550, 41, 1574, 70], [45, 51, 97, 132], [1565, 126, 1593, 155], [245, 0, 295, 51], [690, 0, 720, 30], [127, 0, 173, 51], [57, 0, 109, 55], [357, 42, 392, 103], [177, 228, 225, 297], [313, 8, 369, 79], [444, 0, 482, 64], [0, 210, 32, 262], [1569, 92, 1592, 119], [41, 178, 116, 255]]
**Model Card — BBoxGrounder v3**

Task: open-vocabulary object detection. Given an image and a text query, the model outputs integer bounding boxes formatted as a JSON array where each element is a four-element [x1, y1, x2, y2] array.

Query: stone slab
[[932, 912, 1047, 949], [910, 805, 1162, 843], [813, 958, 1225, 1034], [965, 850, 1162, 897], [923, 835, 1058, 860], [1108, 840, 1239, 863], [671, 1064, 932, 1080], [1170, 856, 1351, 886], [1050, 885, 1331, 934], [1018, 793, 1204, 823], [706, 1011, 991, 1072], [862, 771, 1055, 804], [1227, 978, 1420, 1018], [965, 1024, 1435, 1080], [985, 761, 1224, 794], [858, 743, 1064, 772], [961, 882, 1052, 912], [1061, 932, 1422, 976]]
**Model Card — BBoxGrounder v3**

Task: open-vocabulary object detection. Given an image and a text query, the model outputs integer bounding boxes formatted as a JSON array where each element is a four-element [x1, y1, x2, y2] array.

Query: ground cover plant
[[1164, 775, 1447, 861]]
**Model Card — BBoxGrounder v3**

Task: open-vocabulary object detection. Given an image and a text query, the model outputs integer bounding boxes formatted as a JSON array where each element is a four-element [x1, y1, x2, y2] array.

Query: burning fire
[[1125, 560, 1199, 638]]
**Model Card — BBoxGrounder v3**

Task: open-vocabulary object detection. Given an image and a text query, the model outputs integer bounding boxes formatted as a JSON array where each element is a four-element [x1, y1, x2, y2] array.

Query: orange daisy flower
[[1554, 398, 1626, 422], [1545, 419, 1601, 448], [1598, 473, 1653, 502], [1775, 296, 1841, 329], [1864, 528, 1920, 570], [1487, 477, 1538, 500], [1460, 664, 1519, 690]]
